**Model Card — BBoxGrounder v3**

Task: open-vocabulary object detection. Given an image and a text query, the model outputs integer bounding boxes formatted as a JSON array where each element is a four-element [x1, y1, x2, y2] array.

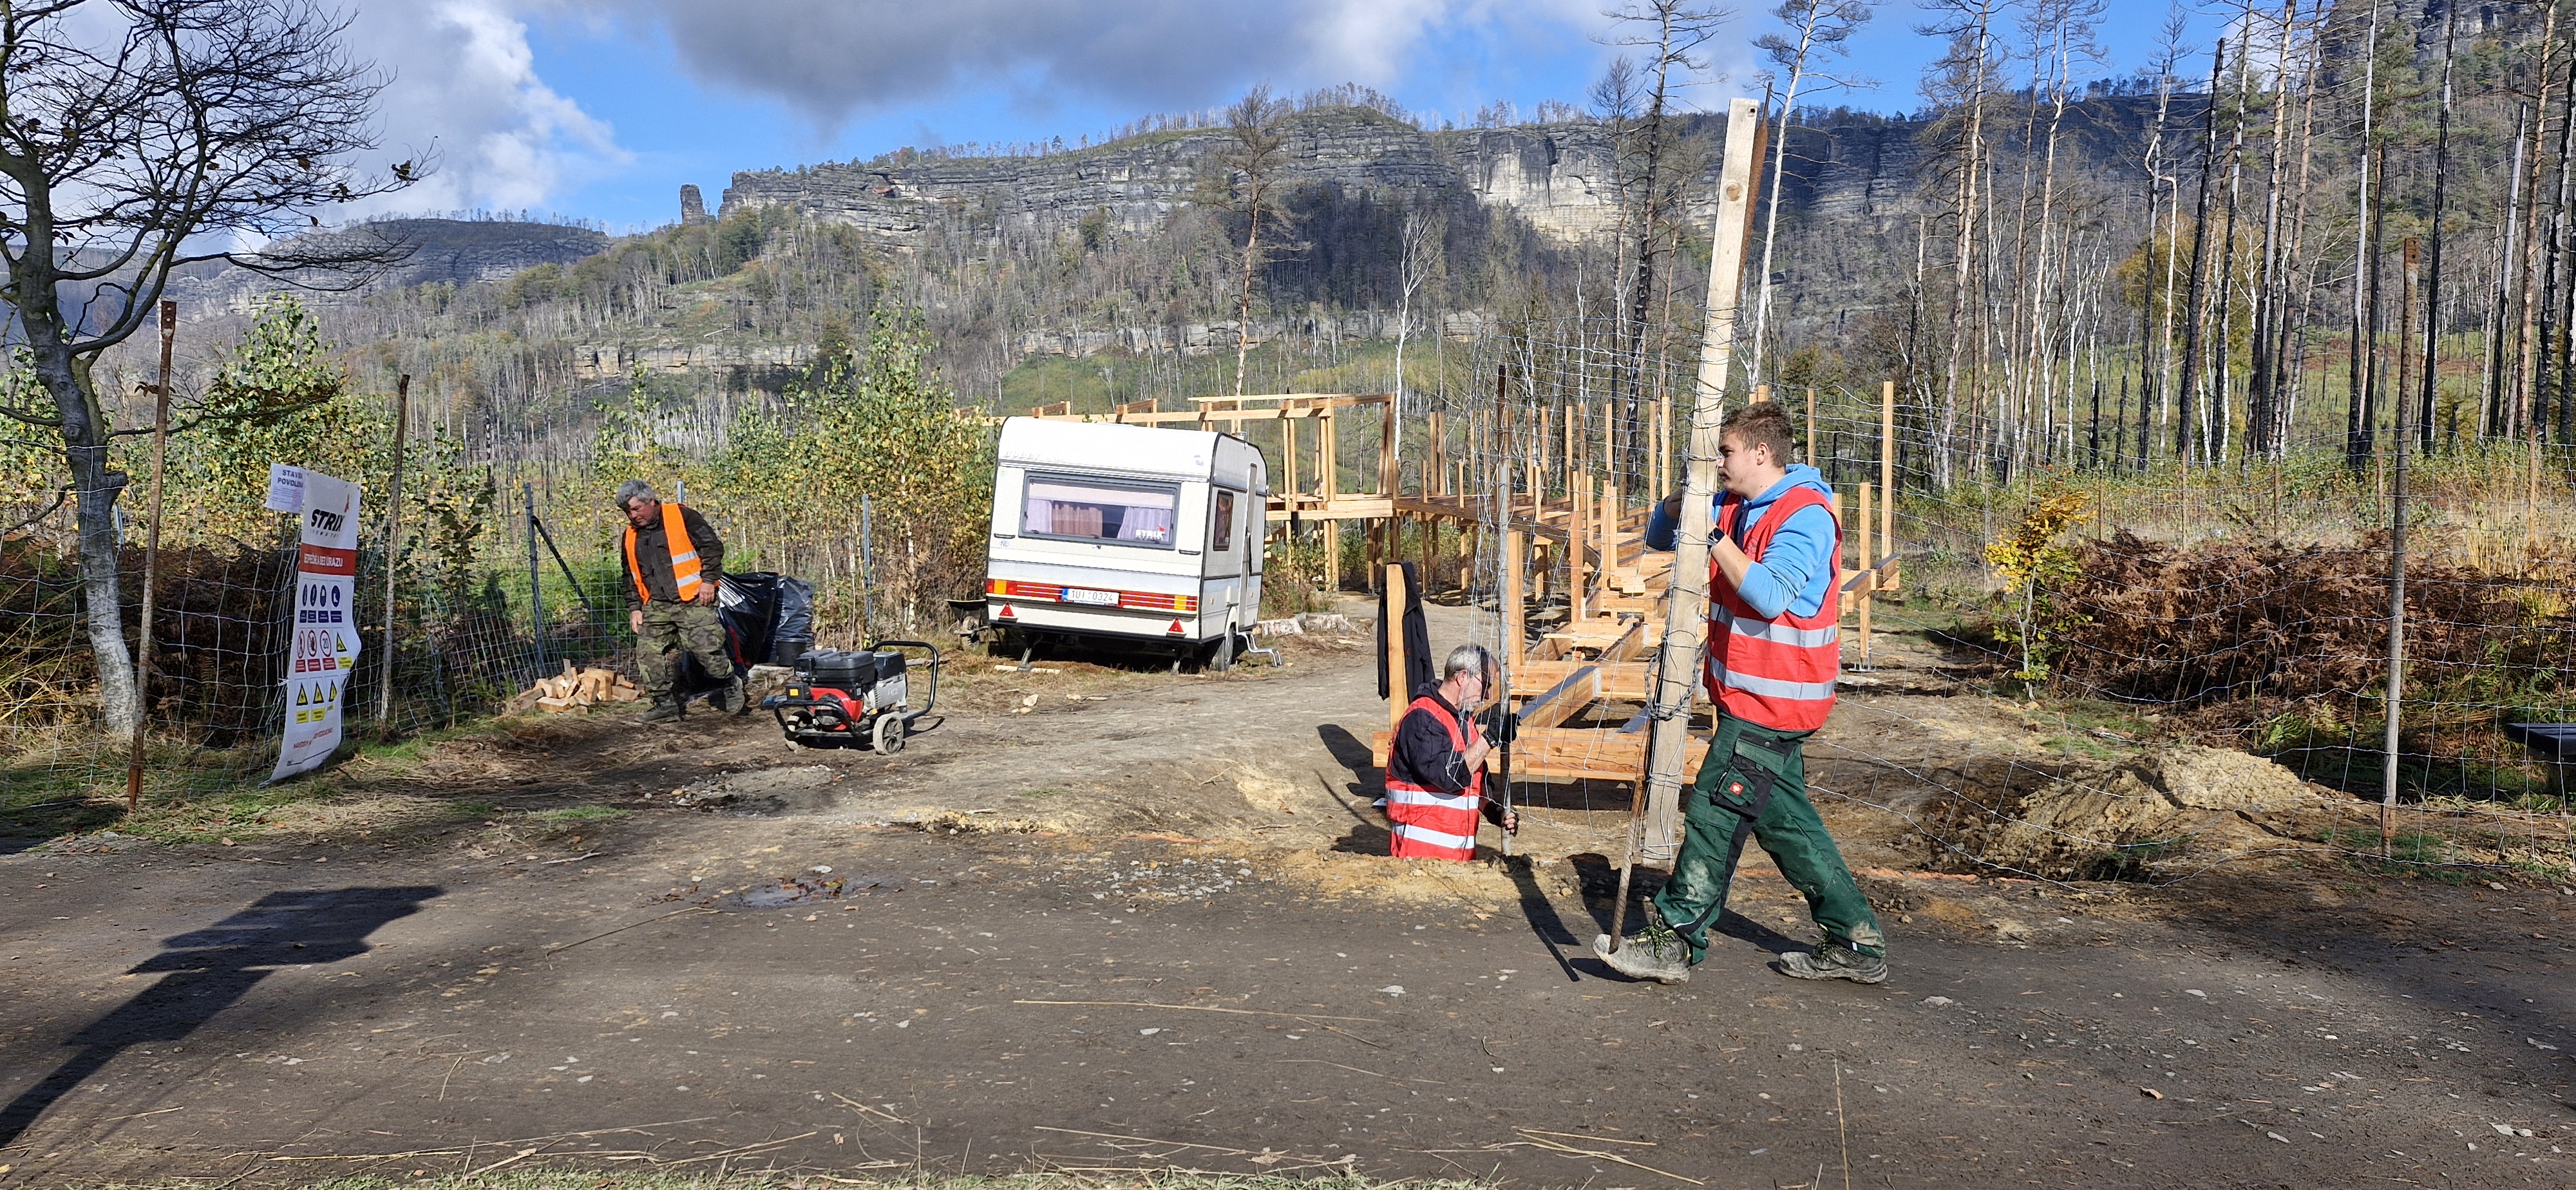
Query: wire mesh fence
[[1392, 323, 2576, 888]]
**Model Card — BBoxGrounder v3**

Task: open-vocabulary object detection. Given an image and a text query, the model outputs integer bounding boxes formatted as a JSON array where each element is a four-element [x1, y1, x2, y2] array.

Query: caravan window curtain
[[1023, 478, 1181, 548]]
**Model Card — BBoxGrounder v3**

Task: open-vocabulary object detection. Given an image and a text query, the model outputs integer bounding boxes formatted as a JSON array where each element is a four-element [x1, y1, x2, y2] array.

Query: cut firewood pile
[[505, 662, 643, 714]]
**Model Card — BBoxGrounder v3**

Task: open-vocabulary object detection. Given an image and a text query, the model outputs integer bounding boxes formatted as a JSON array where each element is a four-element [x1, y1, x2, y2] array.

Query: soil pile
[[1919, 744, 2353, 881]]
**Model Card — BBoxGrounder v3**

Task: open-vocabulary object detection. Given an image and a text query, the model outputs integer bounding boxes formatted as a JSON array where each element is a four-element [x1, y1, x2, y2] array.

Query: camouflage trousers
[[636, 602, 732, 697], [1650, 713, 1886, 963]]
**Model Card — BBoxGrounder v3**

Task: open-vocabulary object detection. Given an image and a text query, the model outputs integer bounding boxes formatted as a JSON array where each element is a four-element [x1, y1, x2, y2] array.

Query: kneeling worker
[[1594, 400, 1887, 984], [1385, 645, 1517, 860], [616, 479, 743, 722]]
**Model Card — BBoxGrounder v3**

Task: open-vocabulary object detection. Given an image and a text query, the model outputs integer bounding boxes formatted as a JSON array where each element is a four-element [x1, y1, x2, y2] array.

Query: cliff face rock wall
[[719, 99, 2178, 256]]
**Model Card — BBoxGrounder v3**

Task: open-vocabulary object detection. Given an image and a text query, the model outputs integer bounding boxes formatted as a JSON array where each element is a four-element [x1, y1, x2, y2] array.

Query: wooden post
[[124, 299, 178, 811], [1602, 475, 1620, 609], [1856, 481, 1873, 668], [375, 374, 410, 738], [1662, 391, 1672, 495], [1385, 562, 1410, 733], [1806, 385, 1818, 466], [1504, 529, 1528, 666], [1573, 472, 1591, 621], [1428, 410, 1444, 498], [1880, 379, 1899, 590], [1639, 96, 1766, 867]]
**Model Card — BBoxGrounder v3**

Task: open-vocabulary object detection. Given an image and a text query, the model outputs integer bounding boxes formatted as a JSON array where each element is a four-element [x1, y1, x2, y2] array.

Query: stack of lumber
[[506, 662, 642, 714]]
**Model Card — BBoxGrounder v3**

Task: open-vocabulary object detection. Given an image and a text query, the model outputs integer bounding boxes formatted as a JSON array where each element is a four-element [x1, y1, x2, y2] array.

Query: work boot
[[719, 676, 748, 715], [639, 695, 682, 724], [1774, 942, 1889, 985], [1591, 932, 1690, 985]]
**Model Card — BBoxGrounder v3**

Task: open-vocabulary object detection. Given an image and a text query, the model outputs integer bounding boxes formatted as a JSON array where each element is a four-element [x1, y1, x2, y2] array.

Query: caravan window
[[1022, 477, 1180, 547], [1211, 490, 1237, 549]]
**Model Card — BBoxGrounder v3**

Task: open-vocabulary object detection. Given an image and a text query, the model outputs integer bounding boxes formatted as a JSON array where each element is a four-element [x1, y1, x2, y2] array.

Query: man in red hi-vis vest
[[615, 479, 743, 722], [1385, 644, 1518, 860], [1593, 401, 1887, 985]]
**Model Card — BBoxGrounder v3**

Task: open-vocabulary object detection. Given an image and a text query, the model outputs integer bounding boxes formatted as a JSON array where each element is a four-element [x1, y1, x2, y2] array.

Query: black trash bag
[[675, 572, 811, 701]]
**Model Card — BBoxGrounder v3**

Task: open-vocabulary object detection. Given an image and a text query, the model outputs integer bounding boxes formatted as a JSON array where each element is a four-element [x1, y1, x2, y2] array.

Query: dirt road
[[1, 613, 2571, 1188]]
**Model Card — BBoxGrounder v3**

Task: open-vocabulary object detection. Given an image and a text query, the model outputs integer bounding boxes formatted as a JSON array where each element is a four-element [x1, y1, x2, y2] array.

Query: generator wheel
[[873, 714, 905, 755]]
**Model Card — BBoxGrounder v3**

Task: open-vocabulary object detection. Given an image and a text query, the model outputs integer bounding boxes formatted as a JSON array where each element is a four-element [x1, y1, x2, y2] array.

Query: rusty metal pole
[[375, 375, 409, 739], [124, 300, 177, 811]]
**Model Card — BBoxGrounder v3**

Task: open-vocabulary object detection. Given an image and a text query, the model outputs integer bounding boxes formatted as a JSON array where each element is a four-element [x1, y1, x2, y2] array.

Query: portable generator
[[762, 640, 942, 753]]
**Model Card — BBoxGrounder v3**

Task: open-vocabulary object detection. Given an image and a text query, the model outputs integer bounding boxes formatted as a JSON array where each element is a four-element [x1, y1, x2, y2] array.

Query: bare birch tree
[[1, 0, 414, 741]]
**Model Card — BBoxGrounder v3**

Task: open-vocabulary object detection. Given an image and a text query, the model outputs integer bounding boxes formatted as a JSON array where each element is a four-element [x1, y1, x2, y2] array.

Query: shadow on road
[[0, 885, 441, 1148]]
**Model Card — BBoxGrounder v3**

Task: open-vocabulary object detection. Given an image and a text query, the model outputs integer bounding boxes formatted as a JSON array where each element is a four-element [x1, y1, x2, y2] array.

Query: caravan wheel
[[1208, 631, 1236, 672]]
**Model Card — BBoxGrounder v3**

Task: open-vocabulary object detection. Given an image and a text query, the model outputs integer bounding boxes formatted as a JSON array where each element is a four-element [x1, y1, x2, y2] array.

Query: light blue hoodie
[[1642, 464, 1839, 620]]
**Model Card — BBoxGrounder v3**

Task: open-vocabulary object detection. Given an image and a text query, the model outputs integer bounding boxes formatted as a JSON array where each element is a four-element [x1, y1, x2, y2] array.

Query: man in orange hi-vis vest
[[1384, 644, 1517, 860], [615, 480, 743, 722], [1593, 401, 1886, 986]]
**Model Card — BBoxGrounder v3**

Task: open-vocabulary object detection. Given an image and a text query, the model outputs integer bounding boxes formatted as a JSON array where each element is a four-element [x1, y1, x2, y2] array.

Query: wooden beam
[[1642, 96, 1765, 862], [1512, 659, 1652, 701], [1518, 666, 1601, 732]]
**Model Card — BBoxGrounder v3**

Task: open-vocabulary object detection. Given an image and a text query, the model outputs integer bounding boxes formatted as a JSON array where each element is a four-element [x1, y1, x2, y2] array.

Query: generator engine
[[763, 641, 940, 753]]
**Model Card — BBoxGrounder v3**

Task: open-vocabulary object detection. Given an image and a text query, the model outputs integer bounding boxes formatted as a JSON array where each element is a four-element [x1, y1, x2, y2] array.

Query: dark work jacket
[[1385, 685, 1509, 826], [621, 502, 726, 609]]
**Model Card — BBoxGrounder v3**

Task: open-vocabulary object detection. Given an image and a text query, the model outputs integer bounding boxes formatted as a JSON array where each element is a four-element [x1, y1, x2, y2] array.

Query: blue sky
[[352, 1, 2229, 235]]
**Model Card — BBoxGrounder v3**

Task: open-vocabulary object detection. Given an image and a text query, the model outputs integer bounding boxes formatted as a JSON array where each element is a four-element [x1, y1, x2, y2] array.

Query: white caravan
[[984, 417, 1269, 668]]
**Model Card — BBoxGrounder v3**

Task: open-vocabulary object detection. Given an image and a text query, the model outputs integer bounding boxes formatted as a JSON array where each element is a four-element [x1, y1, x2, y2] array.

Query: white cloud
[[580, 0, 1614, 130], [337, 0, 627, 217]]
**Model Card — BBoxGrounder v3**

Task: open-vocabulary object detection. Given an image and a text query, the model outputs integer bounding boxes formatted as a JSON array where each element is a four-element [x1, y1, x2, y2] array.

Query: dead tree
[[1216, 86, 1291, 398], [1918, 0, 2007, 487], [1747, 0, 1876, 394], [1603, 0, 1727, 489], [0, 0, 414, 741]]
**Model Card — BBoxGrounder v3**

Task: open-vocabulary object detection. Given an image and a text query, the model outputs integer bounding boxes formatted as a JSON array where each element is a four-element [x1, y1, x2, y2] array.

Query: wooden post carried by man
[[1632, 95, 1766, 896]]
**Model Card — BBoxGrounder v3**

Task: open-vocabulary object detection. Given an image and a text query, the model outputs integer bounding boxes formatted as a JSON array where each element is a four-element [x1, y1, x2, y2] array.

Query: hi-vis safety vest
[[1385, 695, 1486, 862], [1705, 486, 1841, 732], [623, 502, 705, 603]]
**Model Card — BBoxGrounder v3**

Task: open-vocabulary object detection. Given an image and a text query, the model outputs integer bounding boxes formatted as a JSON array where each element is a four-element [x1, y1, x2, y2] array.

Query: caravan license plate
[[1061, 587, 1119, 607]]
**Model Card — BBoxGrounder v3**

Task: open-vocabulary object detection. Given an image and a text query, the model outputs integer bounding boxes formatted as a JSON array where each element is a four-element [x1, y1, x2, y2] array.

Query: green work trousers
[[637, 601, 732, 697], [1649, 713, 1885, 963]]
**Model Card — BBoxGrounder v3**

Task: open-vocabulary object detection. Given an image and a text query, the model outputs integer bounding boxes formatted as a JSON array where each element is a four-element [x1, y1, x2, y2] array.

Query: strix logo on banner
[[270, 469, 362, 782]]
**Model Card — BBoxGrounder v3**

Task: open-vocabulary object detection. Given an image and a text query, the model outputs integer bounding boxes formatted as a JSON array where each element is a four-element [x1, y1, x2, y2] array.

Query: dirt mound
[[1920, 746, 2354, 881]]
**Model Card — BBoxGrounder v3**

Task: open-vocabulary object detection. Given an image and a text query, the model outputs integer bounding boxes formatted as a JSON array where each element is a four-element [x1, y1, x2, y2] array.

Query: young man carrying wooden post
[[1595, 401, 1887, 984]]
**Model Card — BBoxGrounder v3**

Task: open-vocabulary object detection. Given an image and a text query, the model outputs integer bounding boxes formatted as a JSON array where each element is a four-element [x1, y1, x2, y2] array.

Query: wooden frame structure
[[1366, 379, 1906, 797]]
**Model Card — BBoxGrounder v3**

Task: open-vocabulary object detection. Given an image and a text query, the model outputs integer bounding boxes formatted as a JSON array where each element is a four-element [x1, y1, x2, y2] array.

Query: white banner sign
[[270, 469, 362, 782]]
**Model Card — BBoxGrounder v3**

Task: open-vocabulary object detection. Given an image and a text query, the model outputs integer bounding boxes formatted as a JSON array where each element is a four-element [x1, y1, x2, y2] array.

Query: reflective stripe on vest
[[1385, 694, 1484, 862], [624, 502, 705, 604], [1705, 486, 1840, 732]]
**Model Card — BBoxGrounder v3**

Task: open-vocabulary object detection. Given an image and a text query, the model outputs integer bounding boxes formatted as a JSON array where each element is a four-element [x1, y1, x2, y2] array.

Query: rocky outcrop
[[166, 218, 609, 312], [719, 99, 2177, 254]]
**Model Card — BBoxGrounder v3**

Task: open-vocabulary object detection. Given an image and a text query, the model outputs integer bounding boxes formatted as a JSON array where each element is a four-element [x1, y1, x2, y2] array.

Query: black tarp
[[1376, 561, 1434, 699]]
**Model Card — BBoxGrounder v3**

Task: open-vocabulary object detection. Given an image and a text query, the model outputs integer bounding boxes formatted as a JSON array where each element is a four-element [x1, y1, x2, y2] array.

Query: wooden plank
[[1368, 726, 1706, 777], [1518, 666, 1600, 732], [1602, 619, 1649, 663], [1643, 95, 1765, 862], [1511, 659, 1652, 701]]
